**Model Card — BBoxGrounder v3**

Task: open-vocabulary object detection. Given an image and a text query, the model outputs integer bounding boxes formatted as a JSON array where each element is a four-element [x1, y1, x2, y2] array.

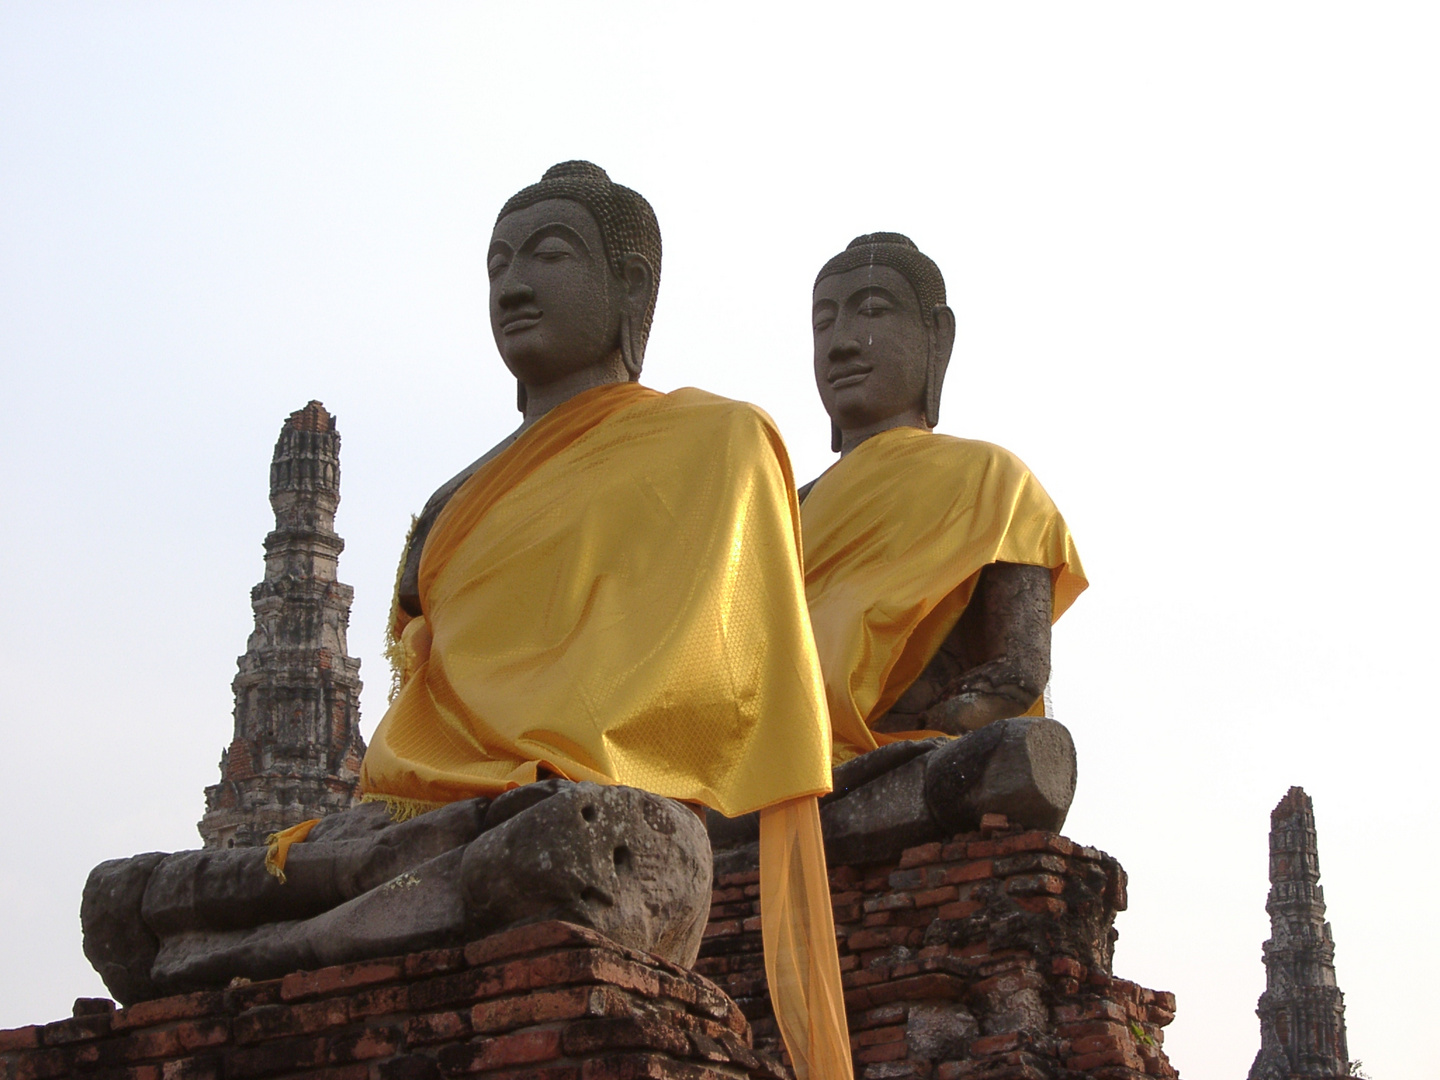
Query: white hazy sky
[[2, 3, 1437, 1076]]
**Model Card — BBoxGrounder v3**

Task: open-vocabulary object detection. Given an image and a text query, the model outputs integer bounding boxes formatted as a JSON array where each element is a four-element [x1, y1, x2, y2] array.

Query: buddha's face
[[812, 265, 931, 433], [488, 198, 625, 389]]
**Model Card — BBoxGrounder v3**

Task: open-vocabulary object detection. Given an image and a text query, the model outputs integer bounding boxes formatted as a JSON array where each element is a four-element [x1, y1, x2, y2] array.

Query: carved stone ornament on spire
[[197, 400, 365, 850], [1248, 786, 1354, 1080]]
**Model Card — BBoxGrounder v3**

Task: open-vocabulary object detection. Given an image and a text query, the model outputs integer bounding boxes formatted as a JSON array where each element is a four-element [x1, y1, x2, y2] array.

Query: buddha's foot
[[709, 718, 1077, 872]]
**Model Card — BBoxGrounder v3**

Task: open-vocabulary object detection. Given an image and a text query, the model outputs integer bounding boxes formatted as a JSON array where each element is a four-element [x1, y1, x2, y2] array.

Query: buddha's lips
[[828, 365, 872, 389], [501, 311, 543, 334]]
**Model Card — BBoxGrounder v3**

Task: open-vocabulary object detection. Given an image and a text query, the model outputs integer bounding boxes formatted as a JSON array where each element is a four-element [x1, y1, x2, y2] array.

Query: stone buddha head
[[489, 161, 662, 412], [812, 233, 957, 453]]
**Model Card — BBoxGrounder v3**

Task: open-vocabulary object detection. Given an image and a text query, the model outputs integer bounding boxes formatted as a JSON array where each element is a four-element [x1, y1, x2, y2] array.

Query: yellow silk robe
[[362, 380, 832, 815], [802, 426, 1087, 764]]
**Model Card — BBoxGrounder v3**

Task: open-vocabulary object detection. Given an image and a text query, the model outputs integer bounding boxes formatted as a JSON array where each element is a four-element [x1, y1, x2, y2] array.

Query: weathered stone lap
[[821, 752, 940, 867], [85, 784, 711, 1002]]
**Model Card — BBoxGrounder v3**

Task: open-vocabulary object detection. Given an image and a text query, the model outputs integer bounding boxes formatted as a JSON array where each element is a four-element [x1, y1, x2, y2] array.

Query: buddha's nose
[[498, 280, 535, 308], [828, 337, 862, 363]]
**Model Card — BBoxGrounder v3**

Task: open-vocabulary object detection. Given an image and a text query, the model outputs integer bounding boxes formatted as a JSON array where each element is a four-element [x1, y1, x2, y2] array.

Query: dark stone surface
[[876, 562, 1054, 737], [463, 782, 712, 967], [820, 752, 941, 866], [708, 720, 1076, 872], [80, 852, 168, 1007], [140, 797, 489, 938], [86, 783, 710, 1002], [924, 717, 1076, 836], [824, 737, 946, 803], [149, 846, 472, 994], [905, 1002, 980, 1060]]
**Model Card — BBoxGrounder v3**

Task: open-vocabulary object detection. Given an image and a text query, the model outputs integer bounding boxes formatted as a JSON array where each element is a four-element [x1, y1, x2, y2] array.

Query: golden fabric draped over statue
[[362, 380, 833, 814], [360, 380, 852, 1080], [802, 426, 1088, 764]]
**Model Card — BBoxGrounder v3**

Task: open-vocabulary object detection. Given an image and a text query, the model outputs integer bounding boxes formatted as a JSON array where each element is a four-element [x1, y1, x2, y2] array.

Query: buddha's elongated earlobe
[[619, 310, 643, 381], [517, 380, 527, 413], [925, 303, 957, 430], [924, 351, 941, 429], [616, 252, 654, 382], [832, 422, 843, 453]]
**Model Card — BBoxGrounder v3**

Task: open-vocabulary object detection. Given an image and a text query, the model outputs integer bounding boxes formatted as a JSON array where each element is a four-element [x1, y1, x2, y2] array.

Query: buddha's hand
[[919, 661, 1044, 735]]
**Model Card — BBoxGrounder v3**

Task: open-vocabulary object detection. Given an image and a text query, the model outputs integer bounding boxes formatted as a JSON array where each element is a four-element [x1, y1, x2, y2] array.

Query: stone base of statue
[[700, 814, 1179, 1079], [14, 817, 1180, 1080], [1, 921, 785, 1080], [11, 818, 1178, 1080]]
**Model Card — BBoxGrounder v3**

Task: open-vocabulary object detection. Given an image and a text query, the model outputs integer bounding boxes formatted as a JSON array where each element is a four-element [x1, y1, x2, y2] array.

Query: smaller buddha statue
[[710, 234, 1087, 869]]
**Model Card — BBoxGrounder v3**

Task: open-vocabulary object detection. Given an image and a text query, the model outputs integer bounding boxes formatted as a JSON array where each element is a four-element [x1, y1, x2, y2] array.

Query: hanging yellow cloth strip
[[760, 796, 854, 1080], [264, 818, 320, 883]]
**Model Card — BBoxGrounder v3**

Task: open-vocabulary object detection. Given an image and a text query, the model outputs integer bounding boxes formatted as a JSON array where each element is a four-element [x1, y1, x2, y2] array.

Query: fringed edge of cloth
[[760, 795, 855, 1080], [264, 818, 321, 883], [360, 791, 447, 822], [383, 513, 420, 704]]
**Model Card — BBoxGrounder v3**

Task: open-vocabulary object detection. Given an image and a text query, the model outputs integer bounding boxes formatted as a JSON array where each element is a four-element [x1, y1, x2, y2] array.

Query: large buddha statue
[[709, 233, 1087, 868], [84, 163, 852, 1080]]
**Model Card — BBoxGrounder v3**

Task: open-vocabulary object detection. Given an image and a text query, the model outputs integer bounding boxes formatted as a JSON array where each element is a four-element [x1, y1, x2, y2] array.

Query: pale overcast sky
[[2, 4, 1437, 1076]]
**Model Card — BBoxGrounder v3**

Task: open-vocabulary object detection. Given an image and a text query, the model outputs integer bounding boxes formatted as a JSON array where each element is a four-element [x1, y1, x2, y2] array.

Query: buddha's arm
[[874, 562, 1053, 736], [397, 434, 522, 617], [397, 490, 448, 618]]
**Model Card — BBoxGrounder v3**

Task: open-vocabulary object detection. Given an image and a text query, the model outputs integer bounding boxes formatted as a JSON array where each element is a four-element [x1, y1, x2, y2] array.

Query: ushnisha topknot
[[498, 161, 663, 345], [815, 232, 946, 325]]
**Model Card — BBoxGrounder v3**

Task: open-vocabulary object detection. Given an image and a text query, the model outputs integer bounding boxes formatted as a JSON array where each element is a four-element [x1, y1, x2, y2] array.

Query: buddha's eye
[[487, 256, 509, 281], [857, 300, 892, 318], [532, 238, 576, 262], [813, 315, 835, 333]]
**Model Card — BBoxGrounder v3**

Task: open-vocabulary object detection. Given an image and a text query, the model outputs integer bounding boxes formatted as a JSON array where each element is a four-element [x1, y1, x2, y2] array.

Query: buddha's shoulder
[[925, 433, 1032, 476], [652, 387, 783, 441], [812, 432, 1034, 502]]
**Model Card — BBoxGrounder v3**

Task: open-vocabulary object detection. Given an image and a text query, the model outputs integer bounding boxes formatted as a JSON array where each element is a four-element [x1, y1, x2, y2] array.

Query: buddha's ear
[[925, 303, 957, 428], [617, 252, 657, 379]]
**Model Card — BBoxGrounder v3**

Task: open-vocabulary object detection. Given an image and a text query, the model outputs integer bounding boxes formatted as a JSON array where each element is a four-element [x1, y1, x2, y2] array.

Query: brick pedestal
[[0, 922, 783, 1080], [7, 822, 1177, 1080], [699, 818, 1179, 1079]]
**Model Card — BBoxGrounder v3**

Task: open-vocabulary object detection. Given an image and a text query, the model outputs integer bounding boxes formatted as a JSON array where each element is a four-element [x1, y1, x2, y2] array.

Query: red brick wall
[[4, 822, 1180, 1080], [0, 922, 783, 1080], [698, 817, 1179, 1079]]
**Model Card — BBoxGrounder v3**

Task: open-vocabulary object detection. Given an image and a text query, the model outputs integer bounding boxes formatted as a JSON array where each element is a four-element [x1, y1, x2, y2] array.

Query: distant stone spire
[[198, 401, 366, 849], [1248, 787, 1352, 1080]]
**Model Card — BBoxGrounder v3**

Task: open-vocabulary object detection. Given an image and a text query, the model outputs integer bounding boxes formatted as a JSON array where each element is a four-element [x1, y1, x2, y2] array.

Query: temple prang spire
[[1248, 786, 1354, 1080], [198, 400, 366, 849]]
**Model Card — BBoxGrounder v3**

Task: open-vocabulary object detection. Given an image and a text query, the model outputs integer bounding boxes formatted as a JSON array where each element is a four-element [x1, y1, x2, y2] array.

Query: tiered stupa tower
[[1248, 787, 1353, 1080], [198, 401, 366, 849]]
